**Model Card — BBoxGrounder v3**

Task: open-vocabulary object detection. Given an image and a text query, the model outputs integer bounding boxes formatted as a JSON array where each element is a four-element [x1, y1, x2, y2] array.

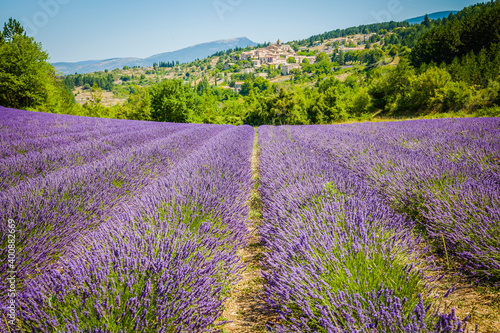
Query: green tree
[[337, 49, 345, 65], [193, 91, 221, 124], [386, 58, 416, 105], [315, 52, 329, 63], [0, 18, 55, 109], [314, 60, 334, 74], [214, 98, 245, 125], [408, 67, 451, 111], [253, 77, 274, 95], [149, 79, 198, 123], [411, 1, 500, 68], [441, 80, 473, 112], [37, 78, 80, 115], [116, 87, 152, 120], [350, 88, 372, 116], [423, 14, 431, 28], [196, 78, 210, 96], [320, 86, 349, 121], [264, 87, 309, 125], [290, 68, 302, 77], [314, 79, 350, 122], [389, 45, 399, 58], [361, 49, 384, 65], [82, 84, 108, 117], [1, 18, 25, 43], [239, 80, 254, 96]]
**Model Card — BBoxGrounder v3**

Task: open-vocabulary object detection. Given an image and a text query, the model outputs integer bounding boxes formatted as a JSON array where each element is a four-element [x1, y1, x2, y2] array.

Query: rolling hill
[[53, 37, 257, 75]]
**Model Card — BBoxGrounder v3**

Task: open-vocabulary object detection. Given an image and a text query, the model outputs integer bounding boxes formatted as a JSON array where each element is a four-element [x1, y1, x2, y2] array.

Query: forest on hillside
[[0, 1, 499, 124]]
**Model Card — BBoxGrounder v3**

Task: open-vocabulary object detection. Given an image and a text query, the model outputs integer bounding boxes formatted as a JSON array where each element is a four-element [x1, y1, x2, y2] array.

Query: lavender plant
[[2, 106, 496, 332], [292, 119, 500, 281], [258, 125, 471, 332], [0, 107, 254, 332]]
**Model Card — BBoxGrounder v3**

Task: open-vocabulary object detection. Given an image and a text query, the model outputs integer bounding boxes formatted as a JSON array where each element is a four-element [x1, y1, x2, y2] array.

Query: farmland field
[[1, 106, 499, 332]]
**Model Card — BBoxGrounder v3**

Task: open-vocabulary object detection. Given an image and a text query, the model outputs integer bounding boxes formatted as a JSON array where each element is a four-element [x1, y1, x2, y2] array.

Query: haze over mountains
[[53, 37, 257, 75], [53, 11, 456, 75]]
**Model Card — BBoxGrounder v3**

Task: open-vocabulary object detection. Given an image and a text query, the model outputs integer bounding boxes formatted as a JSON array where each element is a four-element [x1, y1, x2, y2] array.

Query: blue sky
[[0, 0, 482, 63]]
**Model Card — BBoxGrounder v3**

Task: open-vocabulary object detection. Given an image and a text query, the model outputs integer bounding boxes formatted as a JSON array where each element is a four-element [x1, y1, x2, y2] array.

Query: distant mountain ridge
[[405, 11, 458, 25], [53, 37, 257, 75], [53, 12, 458, 75]]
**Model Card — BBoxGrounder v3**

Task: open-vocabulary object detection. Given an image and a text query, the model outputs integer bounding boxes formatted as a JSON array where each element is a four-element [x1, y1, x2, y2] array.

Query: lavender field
[[1, 106, 499, 332], [258, 120, 500, 332], [0, 107, 254, 332]]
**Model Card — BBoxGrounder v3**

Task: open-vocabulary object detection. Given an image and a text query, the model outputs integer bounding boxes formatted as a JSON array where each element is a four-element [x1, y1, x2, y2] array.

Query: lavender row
[[1, 122, 130, 159], [14, 125, 254, 332], [291, 120, 500, 281], [0, 122, 228, 294], [257, 125, 468, 332], [0, 123, 191, 191], [0, 106, 132, 139], [336, 118, 500, 178], [0, 107, 144, 158]]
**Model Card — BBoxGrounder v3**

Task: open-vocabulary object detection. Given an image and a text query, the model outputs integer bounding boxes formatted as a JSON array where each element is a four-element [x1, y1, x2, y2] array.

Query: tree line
[[0, 1, 499, 122], [63, 73, 115, 91], [0, 18, 75, 113]]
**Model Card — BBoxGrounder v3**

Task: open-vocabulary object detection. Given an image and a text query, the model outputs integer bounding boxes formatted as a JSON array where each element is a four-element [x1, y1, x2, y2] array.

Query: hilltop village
[[236, 40, 311, 75], [65, 32, 378, 104], [234, 37, 367, 71], [221, 36, 369, 92]]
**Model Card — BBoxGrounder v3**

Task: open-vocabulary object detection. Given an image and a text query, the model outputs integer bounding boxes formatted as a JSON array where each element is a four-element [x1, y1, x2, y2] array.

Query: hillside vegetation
[[0, 1, 499, 123]]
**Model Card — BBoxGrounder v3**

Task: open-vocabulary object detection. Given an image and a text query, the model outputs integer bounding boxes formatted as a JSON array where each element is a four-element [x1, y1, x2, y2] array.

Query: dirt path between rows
[[427, 255, 500, 333], [221, 128, 500, 333], [222, 129, 275, 332]]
